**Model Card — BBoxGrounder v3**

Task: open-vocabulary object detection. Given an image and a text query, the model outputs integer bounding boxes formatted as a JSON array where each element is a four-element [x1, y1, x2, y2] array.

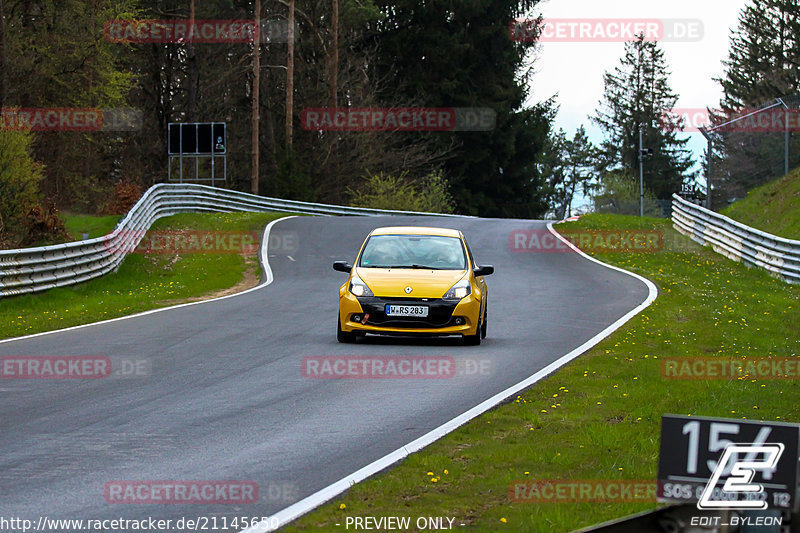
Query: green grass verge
[[0, 211, 286, 341], [722, 166, 800, 240], [284, 213, 799, 533], [61, 212, 123, 240]]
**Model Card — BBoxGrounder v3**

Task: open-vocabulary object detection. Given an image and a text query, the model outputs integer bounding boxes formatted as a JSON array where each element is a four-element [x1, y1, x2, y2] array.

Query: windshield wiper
[[363, 264, 450, 269], [380, 264, 444, 270]]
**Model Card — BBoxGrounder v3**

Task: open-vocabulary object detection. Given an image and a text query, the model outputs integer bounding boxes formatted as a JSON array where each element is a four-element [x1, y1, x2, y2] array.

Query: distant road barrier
[[672, 193, 800, 284], [0, 183, 465, 297]]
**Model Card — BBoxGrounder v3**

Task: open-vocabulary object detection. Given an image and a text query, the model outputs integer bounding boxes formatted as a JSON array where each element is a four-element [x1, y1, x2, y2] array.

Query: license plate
[[385, 304, 429, 317]]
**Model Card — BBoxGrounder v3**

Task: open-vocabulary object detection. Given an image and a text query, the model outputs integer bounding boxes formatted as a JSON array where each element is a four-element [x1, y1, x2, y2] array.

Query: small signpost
[[657, 414, 799, 511], [580, 416, 799, 531], [168, 122, 227, 186]]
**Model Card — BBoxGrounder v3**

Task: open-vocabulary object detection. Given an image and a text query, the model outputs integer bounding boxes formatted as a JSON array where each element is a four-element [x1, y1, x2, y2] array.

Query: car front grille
[[355, 297, 459, 328]]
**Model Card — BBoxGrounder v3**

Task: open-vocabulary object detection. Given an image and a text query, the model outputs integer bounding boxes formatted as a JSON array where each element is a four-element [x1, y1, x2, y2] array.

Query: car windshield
[[359, 234, 467, 270]]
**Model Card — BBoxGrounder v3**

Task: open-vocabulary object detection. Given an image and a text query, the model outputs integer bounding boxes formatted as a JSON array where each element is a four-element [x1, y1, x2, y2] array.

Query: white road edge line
[[243, 221, 659, 532], [0, 216, 297, 346]]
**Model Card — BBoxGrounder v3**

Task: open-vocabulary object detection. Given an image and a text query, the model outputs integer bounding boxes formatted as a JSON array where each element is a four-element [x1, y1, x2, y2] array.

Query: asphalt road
[[0, 215, 651, 530]]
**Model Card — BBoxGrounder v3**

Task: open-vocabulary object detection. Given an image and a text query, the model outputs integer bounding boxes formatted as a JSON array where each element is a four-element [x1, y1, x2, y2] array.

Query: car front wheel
[[481, 303, 488, 339], [463, 310, 483, 346], [337, 318, 357, 343]]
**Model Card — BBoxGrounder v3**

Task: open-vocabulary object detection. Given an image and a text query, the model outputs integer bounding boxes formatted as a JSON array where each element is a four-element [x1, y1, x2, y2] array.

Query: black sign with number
[[168, 123, 226, 155], [657, 415, 799, 510]]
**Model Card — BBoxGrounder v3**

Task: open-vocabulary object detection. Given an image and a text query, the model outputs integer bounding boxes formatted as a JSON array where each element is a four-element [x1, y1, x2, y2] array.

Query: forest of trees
[[541, 0, 800, 215], [0, 0, 798, 246], [0, 0, 553, 247], [541, 35, 695, 218]]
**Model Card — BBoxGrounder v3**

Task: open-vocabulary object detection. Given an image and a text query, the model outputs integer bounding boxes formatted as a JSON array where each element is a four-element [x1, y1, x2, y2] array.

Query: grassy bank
[[61, 212, 122, 240], [0, 212, 286, 341], [722, 166, 800, 239], [285, 214, 799, 532]]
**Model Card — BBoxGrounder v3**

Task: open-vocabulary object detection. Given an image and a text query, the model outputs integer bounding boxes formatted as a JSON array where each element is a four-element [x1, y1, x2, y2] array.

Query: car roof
[[369, 226, 462, 238]]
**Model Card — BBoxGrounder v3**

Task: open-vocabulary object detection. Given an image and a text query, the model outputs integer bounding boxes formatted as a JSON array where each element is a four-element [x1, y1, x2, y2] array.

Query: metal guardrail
[[671, 193, 800, 284], [0, 183, 465, 298]]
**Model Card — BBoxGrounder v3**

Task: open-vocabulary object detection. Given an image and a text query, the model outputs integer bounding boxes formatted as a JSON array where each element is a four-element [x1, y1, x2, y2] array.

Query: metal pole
[[707, 136, 712, 209], [639, 127, 644, 217]]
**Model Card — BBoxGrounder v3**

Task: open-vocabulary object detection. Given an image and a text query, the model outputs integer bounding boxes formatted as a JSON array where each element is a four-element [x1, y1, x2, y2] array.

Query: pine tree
[[592, 35, 694, 200], [718, 0, 800, 109], [366, 0, 553, 218], [564, 126, 596, 216], [539, 128, 568, 219], [541, 126, 596, 219], [709, 0, 800, 202]]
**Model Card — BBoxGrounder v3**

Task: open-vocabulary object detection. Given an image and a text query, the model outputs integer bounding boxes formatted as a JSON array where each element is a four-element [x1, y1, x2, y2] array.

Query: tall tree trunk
[[329, 0, 339, 200], [251, 0, 261, 194], [286, 0, 294, 152], [186, 0, 197, 121]]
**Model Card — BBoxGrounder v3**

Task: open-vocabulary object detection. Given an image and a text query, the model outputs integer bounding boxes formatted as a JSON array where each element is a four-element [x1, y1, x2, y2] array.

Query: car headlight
[[443, 279, 471, 300], [349, 276, 374, 297]]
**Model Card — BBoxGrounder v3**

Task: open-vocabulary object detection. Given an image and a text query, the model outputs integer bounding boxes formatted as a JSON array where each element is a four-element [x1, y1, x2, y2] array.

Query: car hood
[[355, 267, 467, 298]]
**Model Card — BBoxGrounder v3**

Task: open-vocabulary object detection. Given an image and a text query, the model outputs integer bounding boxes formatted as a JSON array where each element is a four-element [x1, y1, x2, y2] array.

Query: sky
[[522, 0, 750, 210]]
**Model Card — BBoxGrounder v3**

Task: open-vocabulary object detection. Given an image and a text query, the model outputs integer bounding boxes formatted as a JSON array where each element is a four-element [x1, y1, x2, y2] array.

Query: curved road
[[0, 216, 651, 529]]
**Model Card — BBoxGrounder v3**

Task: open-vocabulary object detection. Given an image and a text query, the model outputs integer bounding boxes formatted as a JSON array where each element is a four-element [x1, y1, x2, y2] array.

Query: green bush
[[349, 170, 455, 214], [593, 170, 660, 216], [0, 130, 45, 240]]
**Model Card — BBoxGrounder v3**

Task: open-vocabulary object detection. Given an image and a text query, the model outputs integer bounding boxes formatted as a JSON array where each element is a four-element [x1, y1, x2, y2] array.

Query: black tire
[[463, 311, 483, 346], [480, 303, 488, 339], [337, 318, 356, 343]]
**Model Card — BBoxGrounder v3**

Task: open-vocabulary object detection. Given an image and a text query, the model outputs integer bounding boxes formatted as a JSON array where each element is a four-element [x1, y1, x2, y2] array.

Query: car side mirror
[[333, 261, 352, 273], [474, 265, 494, 277]]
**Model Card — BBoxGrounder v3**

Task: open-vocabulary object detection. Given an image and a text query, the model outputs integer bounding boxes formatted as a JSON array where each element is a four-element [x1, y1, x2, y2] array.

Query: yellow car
[[333, 226, 493, 345]]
